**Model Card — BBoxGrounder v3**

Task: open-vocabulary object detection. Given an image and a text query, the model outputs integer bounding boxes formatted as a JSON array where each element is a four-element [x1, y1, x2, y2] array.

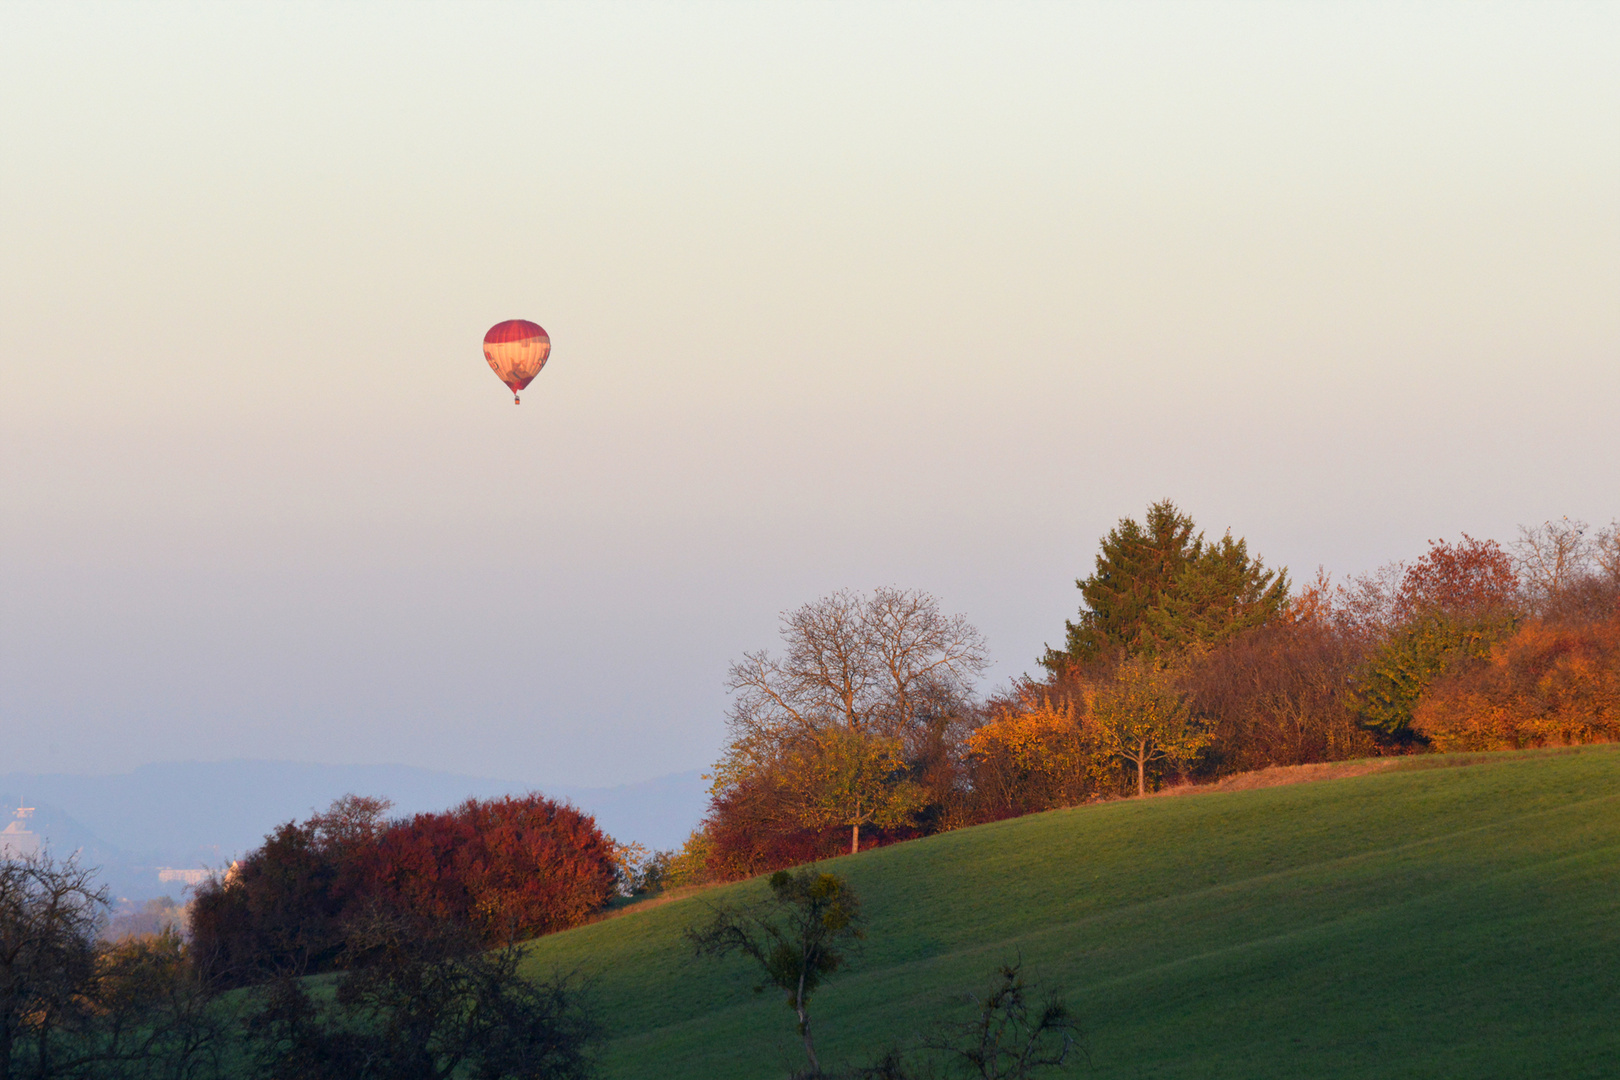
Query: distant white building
[[156, 867, 211, 887], [0, 806, 41, 859]]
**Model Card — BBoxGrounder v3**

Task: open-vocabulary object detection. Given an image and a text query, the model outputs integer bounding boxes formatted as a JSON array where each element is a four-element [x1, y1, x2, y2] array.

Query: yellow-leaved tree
[[1090, 656, 1209, 796], [784, 728, 927, 855]]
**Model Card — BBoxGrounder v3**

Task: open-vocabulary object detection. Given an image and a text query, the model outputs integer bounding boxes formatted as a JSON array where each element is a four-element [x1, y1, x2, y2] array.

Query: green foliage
[[1352, 612, 1516, 738], [1142, 532, 1290, 653], [522, 746, 1620, 1079], [1044, 501, 1287, 671], [688, 870, 863, 1075]]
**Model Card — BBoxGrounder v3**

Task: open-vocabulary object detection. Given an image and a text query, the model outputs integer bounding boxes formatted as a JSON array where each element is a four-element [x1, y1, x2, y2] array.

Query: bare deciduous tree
[[720, 588, 987, 851], [1595, 520, 1620, 588], [727, 588, 988, 744], [0, 852, 106, 1080], [922, 960, 1083, 1080], [1513, 518, 1591, 610], [853, 960, 1084, 1080]]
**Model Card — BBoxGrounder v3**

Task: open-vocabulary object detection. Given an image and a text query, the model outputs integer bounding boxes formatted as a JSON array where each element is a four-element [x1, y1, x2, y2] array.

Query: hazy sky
[[3, 2, 1616, 787]]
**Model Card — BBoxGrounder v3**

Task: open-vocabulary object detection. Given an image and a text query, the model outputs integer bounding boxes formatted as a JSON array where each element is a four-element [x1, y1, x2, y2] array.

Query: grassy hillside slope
[[520, 747, 1620, 1079]]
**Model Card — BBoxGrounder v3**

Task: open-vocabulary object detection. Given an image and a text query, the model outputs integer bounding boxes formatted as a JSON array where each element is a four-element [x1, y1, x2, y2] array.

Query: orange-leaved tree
[[966, 688, 1094, 817], [1413, 615, 1620, 750]]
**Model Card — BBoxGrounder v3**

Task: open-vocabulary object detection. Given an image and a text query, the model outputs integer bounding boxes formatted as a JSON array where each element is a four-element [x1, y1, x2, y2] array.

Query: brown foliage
[[1413, 615, 1620, 751], [1394, 534, 1518, 621], [1184, 616, 1379, 775]]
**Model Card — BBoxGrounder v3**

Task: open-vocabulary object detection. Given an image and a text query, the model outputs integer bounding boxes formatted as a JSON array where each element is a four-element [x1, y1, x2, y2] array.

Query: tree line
[[648, 502, 1620, 885], [1, 790, 615, 1079]]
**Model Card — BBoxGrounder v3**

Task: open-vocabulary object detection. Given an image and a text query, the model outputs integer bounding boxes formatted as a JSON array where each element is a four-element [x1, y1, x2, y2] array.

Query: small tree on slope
[[1090, 656, 1209, 796], [687, 870, 863, 1078]]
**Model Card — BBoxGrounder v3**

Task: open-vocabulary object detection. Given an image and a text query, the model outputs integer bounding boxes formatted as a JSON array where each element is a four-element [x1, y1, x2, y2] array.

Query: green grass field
[[521, 746, 1620, 1079]]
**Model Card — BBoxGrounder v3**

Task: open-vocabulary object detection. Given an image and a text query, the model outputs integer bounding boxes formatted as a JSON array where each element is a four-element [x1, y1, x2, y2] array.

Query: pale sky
[[2, 2, 1616, 786]]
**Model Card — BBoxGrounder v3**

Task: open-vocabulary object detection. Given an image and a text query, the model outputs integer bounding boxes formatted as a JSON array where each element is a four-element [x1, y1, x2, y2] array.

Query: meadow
[[521, 745, 1620, 1079]]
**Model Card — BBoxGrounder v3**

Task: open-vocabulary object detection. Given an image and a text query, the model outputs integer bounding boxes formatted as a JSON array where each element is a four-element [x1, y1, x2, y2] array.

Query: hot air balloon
[[483, 319, 551, 404]]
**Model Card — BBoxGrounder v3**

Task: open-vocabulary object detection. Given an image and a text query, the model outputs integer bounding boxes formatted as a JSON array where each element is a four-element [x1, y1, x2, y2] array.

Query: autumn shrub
[[1338, 536, 1523, 741], [645, 829, 718, 890], [702, 770, 850, 881], [1413, 616, 1620, 750], [964, 689, 1096, 818], [364, 794, 615, 946], [189, 820, 355, 985], [191, 793, 614, 987], [1351, 612, 1517, 740], [1184, 617, 1379, 774], [1393, 534, 1519, 620]]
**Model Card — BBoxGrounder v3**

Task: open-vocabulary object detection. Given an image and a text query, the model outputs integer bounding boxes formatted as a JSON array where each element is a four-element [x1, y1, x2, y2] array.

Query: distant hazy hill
[[1, 760, 707, 901]]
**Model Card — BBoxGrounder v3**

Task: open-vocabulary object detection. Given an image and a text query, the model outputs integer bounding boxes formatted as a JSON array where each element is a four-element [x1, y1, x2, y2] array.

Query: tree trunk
[[1137, 744, 1147, 797], [796, 969, 820, 1074], [850, 823, 859, 855]]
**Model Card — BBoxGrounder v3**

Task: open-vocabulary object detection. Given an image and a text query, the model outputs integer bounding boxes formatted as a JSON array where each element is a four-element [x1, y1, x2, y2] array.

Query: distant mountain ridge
[[1, 760, 708, 901]]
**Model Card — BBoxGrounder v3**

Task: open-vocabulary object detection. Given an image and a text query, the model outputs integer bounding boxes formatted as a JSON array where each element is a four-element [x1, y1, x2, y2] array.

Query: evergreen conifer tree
[[1043, 500, 1288, 672]]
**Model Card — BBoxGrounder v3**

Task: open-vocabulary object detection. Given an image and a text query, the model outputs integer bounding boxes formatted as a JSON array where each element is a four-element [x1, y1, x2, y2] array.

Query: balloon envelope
[[483, 320, 551, 401]]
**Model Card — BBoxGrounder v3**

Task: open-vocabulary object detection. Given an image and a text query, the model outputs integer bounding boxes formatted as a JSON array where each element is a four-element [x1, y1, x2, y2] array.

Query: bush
[[191, 793, 615, 988], [702, 773, 849, 882], [1351, 612, 1517, 740], [189, 821, 354, 985], [366, 794, 616, 946], [1414, 615, 1620, 750], [1184, 618, 1379, 774], [964, 690, 1095, 818], [245, 921, 597, 1080]]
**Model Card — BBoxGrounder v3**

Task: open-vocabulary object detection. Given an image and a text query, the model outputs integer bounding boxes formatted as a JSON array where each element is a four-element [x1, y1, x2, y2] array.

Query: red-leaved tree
[[191, 793, 615, 986], [1394, 535, 1518, 621], [364, 795, 616, 946]]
